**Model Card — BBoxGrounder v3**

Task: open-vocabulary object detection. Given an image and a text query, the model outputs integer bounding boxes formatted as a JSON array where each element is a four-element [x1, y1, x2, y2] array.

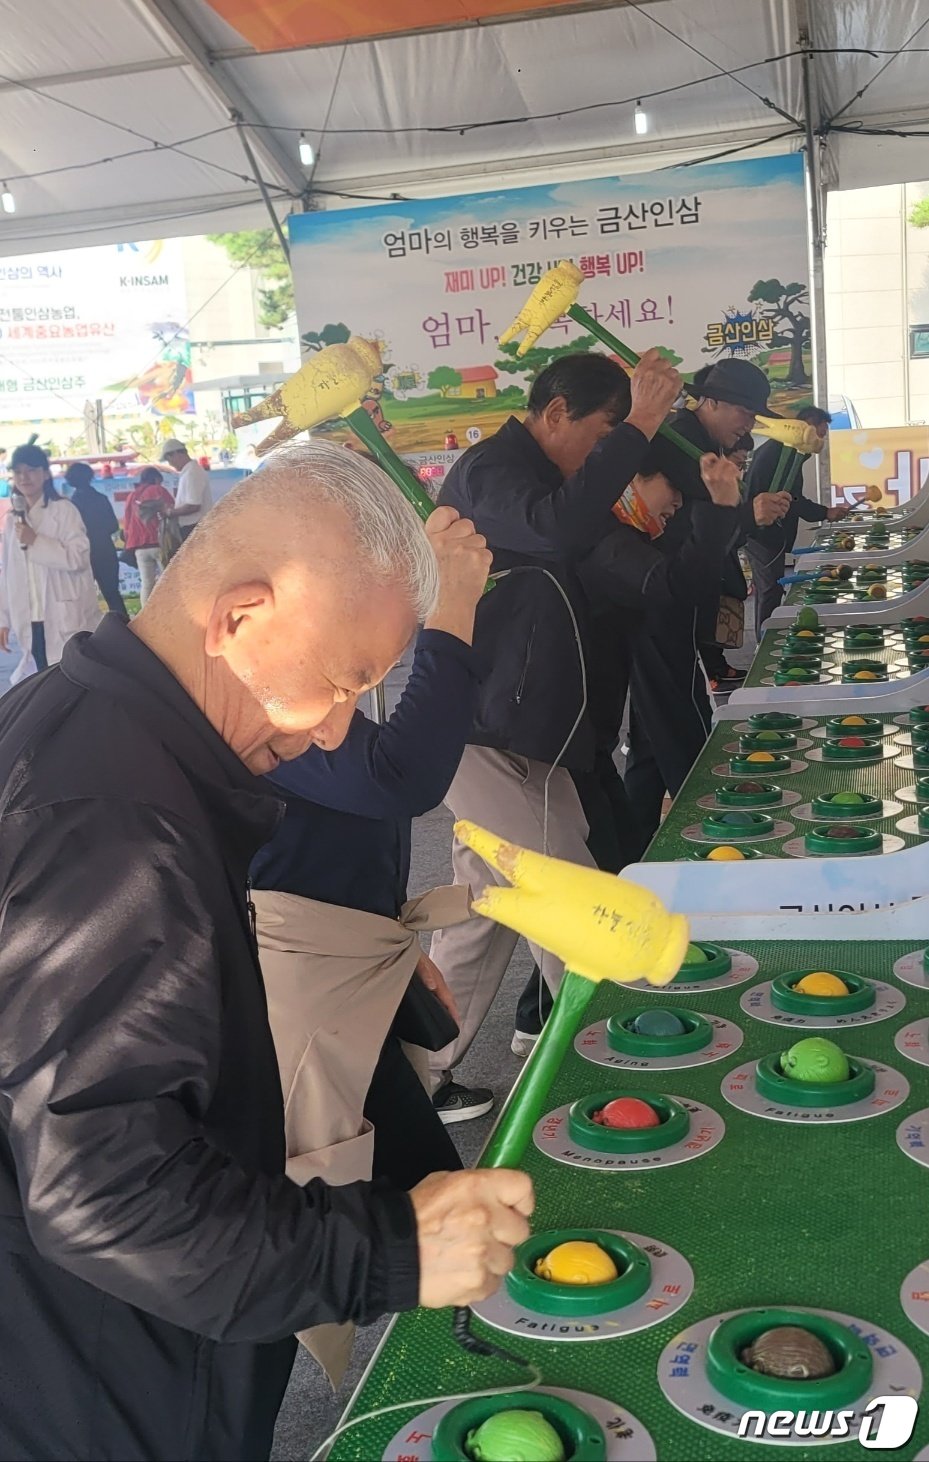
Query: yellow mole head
[[795, 972, 850, 996], [706, 845, 746, 861], [746, 751, 777, 763], [534, 1240, 619, 1285]]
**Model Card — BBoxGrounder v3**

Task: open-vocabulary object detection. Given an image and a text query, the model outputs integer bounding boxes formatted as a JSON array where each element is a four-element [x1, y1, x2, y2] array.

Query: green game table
[[644, 711, 925, 865], [784, 567, 913, 607], [741, 623, 914, 690], [327, 929, 929, 1460]]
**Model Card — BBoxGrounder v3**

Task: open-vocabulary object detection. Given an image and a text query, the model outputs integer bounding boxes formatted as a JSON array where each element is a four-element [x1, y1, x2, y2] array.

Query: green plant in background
[[427, 366, 463, 397], [909, 199, 929, 228], [125, 416, 187, 460], [495, 333, 601, 385], [300, 322, 351, 353], [207, 230, 294, 331], [748, 279, 811, 386]]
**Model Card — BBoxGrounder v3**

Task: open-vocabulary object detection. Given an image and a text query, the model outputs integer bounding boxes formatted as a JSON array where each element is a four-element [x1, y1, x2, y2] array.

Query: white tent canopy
[[1, 0, 928, 254]]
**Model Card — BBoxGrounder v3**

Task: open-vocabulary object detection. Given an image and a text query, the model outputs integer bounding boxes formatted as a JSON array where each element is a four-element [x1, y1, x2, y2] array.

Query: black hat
[[686, 359, 775, 416], [64, 461, 95, 489], [10, 442, 50, 471], [637, 431, 693, 485]]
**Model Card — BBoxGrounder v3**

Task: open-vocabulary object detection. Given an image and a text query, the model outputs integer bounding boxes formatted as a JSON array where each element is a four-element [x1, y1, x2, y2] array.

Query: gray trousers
[[428, 745, 595, 1088], [744, 539, 787, 639]]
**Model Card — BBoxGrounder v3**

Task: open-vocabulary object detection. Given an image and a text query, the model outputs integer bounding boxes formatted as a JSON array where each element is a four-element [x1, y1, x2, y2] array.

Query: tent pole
[[798, 0, 830, 504], [234, 118, 292, 264]]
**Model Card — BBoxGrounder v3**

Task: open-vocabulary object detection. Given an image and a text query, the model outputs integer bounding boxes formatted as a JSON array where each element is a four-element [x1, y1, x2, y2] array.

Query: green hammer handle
[[345, 406, 494, 594], [567, 304, 703, 464], [479, 969, 596, 1169]]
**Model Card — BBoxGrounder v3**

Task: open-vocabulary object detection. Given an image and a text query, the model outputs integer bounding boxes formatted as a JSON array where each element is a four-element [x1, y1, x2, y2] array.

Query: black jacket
[[745, 438, 825, 555], [0, 616, 417, 1459], [438, 415, 649, 770], [69, 481, 120, 580], [659, 407, 751, 602], [579, 502, 739, 750], [253, 629, 476, 918]]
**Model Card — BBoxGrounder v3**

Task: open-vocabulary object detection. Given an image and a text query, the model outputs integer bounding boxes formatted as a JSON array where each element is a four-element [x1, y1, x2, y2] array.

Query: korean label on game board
[[290, 153, 809, 454]]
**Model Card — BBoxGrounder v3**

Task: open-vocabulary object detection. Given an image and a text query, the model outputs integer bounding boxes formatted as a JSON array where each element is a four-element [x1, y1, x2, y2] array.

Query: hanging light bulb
[[634, 102, 648, 136], [298, 133, 315, 167], [1, 184, 14, 214]]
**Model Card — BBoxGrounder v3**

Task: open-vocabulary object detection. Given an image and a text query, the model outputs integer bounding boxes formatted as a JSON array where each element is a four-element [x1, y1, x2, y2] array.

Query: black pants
[[516, 752, 643, 1037], [93, 550, 128, 618], [365, 1034, 462, 1187], [30, 621, 47, 671], [625, 637, 712, 849], [744, 540, 786, 639]]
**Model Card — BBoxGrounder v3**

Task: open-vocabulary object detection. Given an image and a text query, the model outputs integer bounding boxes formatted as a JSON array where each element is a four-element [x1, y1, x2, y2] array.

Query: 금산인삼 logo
[[738, 1395, 918, 1448]]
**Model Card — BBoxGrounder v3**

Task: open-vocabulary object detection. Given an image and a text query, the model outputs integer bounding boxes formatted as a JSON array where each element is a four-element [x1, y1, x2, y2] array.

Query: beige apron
[[253, 883, 471, 1387]]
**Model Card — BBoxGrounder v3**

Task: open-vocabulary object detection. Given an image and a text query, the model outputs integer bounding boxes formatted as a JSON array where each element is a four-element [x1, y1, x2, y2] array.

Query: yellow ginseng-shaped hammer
[[454, 821, 689, 1168]]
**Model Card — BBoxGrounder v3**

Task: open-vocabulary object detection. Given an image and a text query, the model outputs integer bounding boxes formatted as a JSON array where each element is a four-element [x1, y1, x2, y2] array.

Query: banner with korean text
[[0, 238, 192, 424], [289, 153, 810, 457]]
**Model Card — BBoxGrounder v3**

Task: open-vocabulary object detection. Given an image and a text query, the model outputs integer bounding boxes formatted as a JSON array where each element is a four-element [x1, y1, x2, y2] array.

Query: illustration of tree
[[909, 199, 929, 228], [748, 279, 811, 386], [301, 322, 352, 353], [495, 334, 600, 380], [207, 230, 293, 331], [428, 366, 462, 397]]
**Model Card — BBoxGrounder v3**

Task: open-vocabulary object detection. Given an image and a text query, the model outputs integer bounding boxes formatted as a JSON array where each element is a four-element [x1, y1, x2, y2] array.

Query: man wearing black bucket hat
[[624, 359, 793, 845]]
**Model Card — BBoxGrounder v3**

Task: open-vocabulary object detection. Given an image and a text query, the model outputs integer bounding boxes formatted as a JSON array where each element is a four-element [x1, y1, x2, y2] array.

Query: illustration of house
[[453, 366, 498, 400]]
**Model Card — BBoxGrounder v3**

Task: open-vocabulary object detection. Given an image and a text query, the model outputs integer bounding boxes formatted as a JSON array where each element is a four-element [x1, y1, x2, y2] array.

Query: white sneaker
[[511, 1029, 539, 1058]]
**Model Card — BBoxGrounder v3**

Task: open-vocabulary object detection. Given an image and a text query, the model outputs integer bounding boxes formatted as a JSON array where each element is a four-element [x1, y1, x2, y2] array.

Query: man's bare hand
[[826, 504, 850, 521], [627, 349, 683, 440], [415, 951, 459, 1023], [412, 1168, 534, 1308], [425, 505, 492, 644], [699, 453, 741, 508], [754, 491, 792, 527]]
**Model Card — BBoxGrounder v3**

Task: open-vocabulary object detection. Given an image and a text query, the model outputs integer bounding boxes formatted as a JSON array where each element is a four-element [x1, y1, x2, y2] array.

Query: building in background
[[825, 181, 929, 428], [0, 235, 299, 459]]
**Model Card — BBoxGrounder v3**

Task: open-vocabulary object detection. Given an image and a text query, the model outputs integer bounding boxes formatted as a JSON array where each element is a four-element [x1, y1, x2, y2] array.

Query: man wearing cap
[[624, 359, 793, 845], [161, 438, 213, 538], [744, 406, 848, 636]]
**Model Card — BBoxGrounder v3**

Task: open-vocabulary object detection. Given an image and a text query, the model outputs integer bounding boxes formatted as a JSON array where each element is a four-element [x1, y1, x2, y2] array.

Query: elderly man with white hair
[[0, 442, 532, 1462]]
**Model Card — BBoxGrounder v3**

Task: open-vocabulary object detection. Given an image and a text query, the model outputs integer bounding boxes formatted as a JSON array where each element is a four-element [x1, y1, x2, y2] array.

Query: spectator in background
[[0, 448, 8, 482], [744, 406, 849, 636], [161, 438, 213, 538], [123, 467, 175, 605], [64, 462, 126, 618], [0, 443, 101, 683]]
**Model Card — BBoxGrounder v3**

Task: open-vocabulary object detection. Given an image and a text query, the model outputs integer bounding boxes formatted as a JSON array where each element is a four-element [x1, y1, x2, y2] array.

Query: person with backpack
[[122, 466, 176, 605]]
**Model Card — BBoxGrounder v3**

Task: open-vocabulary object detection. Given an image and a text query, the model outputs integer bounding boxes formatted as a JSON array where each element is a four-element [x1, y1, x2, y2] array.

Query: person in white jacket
[[0, 443, 102, 686]]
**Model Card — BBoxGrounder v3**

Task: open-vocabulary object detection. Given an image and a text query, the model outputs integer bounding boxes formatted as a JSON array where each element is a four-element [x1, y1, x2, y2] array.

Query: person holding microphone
[[0, 441, 101, 685]]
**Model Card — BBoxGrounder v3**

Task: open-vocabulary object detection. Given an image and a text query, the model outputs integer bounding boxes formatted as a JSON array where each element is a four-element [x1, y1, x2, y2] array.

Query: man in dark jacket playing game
[[0, 441, 533, 1462]]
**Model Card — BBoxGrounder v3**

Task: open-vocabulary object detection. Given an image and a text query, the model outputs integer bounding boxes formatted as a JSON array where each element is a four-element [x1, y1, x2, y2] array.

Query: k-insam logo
[[738, 1395, 918, 1447]]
